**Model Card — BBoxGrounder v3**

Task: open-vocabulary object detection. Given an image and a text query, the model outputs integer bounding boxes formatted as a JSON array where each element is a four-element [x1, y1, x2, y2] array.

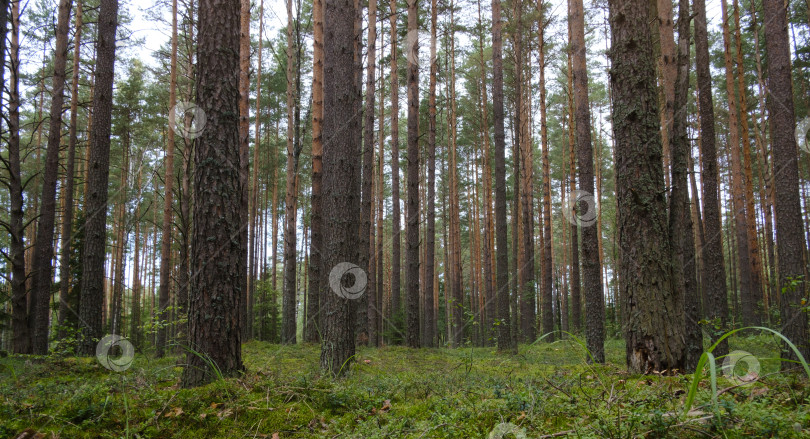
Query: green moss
[[1, 336, 807, 438]]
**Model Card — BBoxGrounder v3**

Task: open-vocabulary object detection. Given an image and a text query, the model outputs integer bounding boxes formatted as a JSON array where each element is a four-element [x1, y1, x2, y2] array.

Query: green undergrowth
[[1, 335, 808, 438]]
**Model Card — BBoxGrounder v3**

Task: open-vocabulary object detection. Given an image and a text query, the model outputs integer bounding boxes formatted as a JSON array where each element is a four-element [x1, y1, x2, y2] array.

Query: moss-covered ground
[[1, 335, 808, 438]]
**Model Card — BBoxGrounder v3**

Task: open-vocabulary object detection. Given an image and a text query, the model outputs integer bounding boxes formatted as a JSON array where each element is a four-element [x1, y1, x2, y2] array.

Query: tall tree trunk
[[423, 0, 438, 348], [734, 0, 764, 325], [720, 0, 756, 327], [608, 0, 686, 373], [670, 0, 702, 372], [248, 0, 265, 340], [238, 0, 251, 340], [78, 0, 119, 356], [57, 0, 83, 341], [156, 0, 179, 357], [282, 0, 302, 344], [404, 0, 420, 348], [182, 0, 244, 386], [571, 0, 604, 361], [320, 0, 360, 375], [131, 167, 143, 347], [565, 33, 582, 334], [9, 0, 28, 354], [537, 0, 554, 342], [491, 0, 514, 354], [448, 4, 463, 347], [654, 0, 676, 188], [361, 0, 379, 347], [389, 0, 402, 326], [306, 0, 324, 343], [30, 0, 73, 354], [762, 0, 810, 368], [694, 0, 729, 355]]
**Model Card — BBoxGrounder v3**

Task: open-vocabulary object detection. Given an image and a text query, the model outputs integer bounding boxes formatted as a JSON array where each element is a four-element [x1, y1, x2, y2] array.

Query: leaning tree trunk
[[694, 0, 729, 356], [608, 0, 686, 373], [571, 0, 604, 362], [320, 0, 360, 376], [762, 0, 810, 368], [29, 0, 73, 355], [182, 0, 244, 387], [78, 0, 119, 356]]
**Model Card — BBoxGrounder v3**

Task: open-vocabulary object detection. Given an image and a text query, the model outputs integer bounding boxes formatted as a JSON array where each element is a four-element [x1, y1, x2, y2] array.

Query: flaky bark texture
[[491, 0, 514, 354], [608, 0, 686, 373], [405, 0, 420, 348], [670, 0, 702, 372], [694, 0, 729, 355], [320, 0, 360, 376], [30, 0, 72, 354], [306, 0, 324, 343], [762, 0, 810, 368], [182, 0, 244, 387], [571, 0, 604, 361], [238, 0, 251, 340], [78, 0, 119, 356]]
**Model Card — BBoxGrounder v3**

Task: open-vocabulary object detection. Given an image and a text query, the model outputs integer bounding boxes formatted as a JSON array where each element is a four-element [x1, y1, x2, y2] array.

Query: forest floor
[[1, 335, 808, 438]]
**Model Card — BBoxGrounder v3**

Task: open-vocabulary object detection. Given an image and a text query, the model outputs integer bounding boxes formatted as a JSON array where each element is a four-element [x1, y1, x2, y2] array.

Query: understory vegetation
[[2, 335, 808, 438]]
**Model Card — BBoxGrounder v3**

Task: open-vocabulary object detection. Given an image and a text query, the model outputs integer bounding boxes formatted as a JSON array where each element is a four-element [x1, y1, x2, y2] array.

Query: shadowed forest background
[[1, 0, 810, 436]]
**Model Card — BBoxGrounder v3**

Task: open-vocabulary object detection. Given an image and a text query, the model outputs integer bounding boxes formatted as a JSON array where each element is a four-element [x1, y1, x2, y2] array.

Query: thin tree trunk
[[694, 0, 729, 355], [131, 167, 143, 348], [78, 0, 119, 356], [404, 0, 420, 348], [306, 0, 324, 343], [238, 0, 251, 340], [30, 0, 73, 354], [571, 0, 604, 361], [671, 0, 702, 372], [423, 0, 438, 348], [248, 0, 265, 340], [389, 0, 402, 325], [448, 3, 463, 347], [537, 0, 554, 342]]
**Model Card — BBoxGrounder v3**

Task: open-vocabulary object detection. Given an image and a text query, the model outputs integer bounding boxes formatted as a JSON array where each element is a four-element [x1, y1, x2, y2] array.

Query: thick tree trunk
[[762, 0, 810, 368], [670, 0, 702, 372], [306, 0, 324, 343], [30, 0, 73, 354], [571, 0, 604, 361], [182, 0, 244, 386], [320, 0, 360, 375], [491, 0, 514, 354], [78, 0, 119, 356], [694, 0, 729, 355], [608, 0, 686, 373]]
